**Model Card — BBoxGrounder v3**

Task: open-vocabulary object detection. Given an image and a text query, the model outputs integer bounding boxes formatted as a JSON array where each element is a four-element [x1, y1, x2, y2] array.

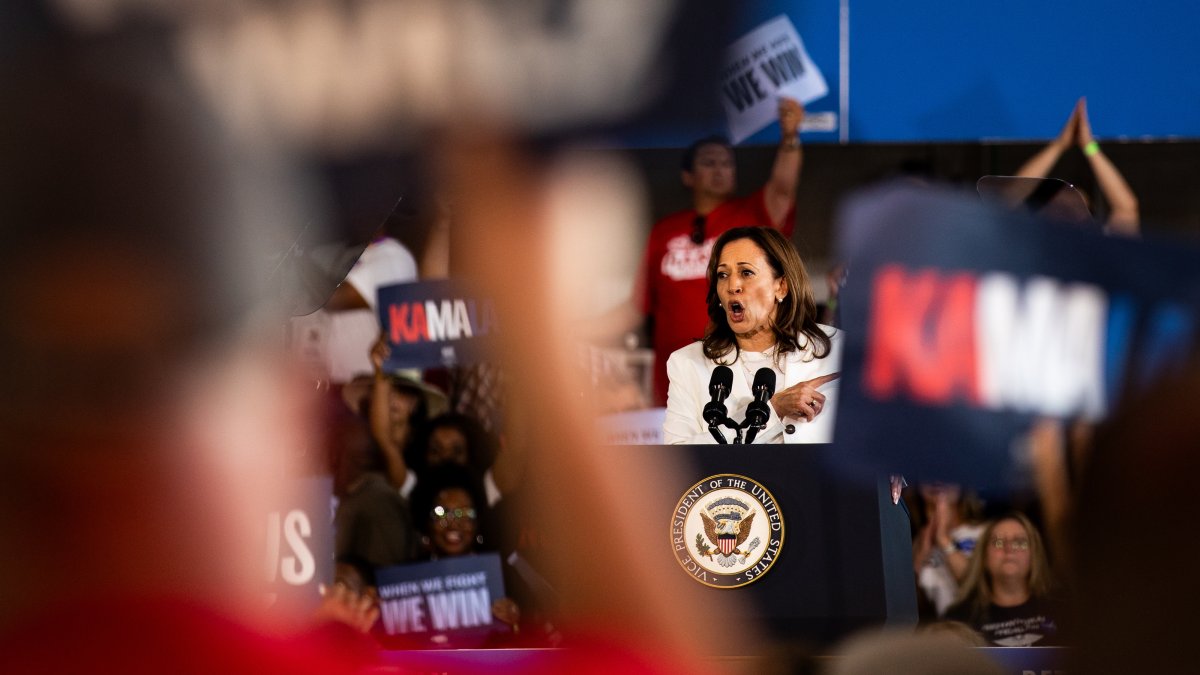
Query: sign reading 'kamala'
[[833, 184, 1200, 489], [377, 280, 498, 370]]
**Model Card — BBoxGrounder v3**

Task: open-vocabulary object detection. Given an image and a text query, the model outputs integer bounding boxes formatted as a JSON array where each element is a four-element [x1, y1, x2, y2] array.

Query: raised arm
[[419, 193, 453, 279], [762, 98, 804, 229], [368, 337, 411, 488], [1076, 98, 1140, 234], [1015, 100, 1079, 179]]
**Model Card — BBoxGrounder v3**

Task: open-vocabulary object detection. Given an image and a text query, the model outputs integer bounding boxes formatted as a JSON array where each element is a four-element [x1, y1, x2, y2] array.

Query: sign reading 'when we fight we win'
[[374, 554, 507, 647]]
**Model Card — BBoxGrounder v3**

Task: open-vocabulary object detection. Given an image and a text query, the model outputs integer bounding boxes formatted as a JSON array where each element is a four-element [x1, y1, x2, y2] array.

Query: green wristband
[[1084, 140, 1100, 157]]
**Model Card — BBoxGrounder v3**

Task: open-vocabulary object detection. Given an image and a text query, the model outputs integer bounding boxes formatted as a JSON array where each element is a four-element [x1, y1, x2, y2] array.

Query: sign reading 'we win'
[[375, 553, 506, 647], [720, 15, 828, 144]]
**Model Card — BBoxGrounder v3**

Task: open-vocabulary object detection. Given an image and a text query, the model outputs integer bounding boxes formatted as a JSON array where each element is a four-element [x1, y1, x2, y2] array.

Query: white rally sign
[[720, 15, 828, 144]]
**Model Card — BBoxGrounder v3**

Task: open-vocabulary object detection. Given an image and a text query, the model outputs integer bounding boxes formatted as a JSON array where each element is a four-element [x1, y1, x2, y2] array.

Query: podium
[[619, 443, 917, 647]]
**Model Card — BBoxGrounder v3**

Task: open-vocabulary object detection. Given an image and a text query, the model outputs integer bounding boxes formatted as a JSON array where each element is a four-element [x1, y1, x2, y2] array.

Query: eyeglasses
[[989, 537, 1030, 552], [431, 506, 477, 525], [691, 215, 707, 245]]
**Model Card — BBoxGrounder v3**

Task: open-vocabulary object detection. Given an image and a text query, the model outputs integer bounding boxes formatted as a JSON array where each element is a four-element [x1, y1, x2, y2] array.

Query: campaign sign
[[377, 280, 498, 370], [265, 476, 333, 616], [721, 14, 828, 144], [832, 184, 1200, 489], [597, 407, 667, 445], [375, 553, 506, 645]]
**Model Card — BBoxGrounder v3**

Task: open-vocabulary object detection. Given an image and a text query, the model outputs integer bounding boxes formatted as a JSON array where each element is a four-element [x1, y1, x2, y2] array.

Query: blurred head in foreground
[[1072, 361, 1200, 673], [825, 629, 1003, 675], [0, 25, 314, 627]]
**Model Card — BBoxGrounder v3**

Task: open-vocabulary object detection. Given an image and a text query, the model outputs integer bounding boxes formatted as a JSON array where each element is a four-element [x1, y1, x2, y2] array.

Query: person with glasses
[[942, 512, 1064, 646], [614, 98, 806, 407], [408, 464, 493, 561], [404, 464, 556, 648]]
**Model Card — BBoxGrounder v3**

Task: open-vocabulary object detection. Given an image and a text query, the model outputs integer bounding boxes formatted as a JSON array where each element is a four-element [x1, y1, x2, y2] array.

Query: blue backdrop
[[625, 0, 1198, 146]]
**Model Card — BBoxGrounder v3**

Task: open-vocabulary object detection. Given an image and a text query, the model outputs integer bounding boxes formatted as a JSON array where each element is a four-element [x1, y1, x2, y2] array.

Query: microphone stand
[[741, 395, 772, 444], [742, 416, 766, 444], [707, 419, 727, 444], [707, 415, 742, 444]]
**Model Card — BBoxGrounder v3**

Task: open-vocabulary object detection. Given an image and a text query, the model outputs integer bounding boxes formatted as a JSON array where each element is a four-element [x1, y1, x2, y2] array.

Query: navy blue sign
[[266, 476, 333, 616], [377, 280, 498, 370], [375, 553, 506, 646], [832, 184, 1200, 489]]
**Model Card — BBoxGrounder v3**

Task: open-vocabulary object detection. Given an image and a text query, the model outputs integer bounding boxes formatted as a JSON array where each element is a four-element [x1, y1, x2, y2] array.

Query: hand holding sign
[[771, 371, 840, 422], [779, 97, 804, 139], [315, 581, 380, 634], [370, 334, 390, 375], [491, 597, 520, 631]]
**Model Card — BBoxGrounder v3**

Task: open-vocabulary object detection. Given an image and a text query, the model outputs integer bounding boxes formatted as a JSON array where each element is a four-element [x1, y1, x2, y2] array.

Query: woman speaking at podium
[[663, 227, 841, 444]]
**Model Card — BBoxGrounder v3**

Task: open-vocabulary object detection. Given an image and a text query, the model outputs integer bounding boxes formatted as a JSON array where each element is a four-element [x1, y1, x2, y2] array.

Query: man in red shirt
[[632, 98, 805, 406]]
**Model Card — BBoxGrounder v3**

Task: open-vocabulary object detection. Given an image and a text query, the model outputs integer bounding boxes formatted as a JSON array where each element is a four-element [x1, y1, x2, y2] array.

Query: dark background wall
[[622, 141, 1200, 267]]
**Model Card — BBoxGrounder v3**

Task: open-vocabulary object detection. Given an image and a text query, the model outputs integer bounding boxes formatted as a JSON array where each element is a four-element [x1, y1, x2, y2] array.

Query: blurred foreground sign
[[266, 477, 333, 616], [598, 408, 667, 445], [833, 185, 1200, 489]]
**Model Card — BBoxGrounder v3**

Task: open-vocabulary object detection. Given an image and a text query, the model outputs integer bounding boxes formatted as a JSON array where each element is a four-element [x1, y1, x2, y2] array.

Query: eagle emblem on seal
[[696, 496, 761, 568]]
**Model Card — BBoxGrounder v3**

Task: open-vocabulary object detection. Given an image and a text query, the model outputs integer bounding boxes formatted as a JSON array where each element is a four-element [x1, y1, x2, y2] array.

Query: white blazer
[[663, 326, 842, 444]]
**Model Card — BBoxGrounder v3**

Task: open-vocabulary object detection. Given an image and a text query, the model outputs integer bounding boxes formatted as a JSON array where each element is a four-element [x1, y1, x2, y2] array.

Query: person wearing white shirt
[[663, 226, 841, 444]]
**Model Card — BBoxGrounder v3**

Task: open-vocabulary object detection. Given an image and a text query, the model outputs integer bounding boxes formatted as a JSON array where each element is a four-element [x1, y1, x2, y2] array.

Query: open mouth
[[727, 301, 745, 322]]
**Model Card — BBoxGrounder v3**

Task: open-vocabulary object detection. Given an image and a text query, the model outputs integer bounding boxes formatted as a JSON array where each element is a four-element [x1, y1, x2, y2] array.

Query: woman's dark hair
[[406, 411, 497, 475], [701, 226, 830, 365], [409, 463, 493, 549]]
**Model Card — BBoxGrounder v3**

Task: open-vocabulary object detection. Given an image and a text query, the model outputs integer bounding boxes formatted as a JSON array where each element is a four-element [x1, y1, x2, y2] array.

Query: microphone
[[743, 368, 776, 444], [703, 366, 734, 444]]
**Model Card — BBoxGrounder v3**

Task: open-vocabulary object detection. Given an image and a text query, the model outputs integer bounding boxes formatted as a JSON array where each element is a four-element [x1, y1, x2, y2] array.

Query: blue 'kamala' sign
[[377, 280, 498, 370]]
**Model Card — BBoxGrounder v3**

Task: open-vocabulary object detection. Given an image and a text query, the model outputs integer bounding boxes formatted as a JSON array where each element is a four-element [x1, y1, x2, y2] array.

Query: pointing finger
[[809, 372, 841, 388]]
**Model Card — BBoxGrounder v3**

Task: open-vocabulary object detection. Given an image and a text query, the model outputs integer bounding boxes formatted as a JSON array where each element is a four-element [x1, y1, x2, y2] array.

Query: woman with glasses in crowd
[[406, 465, 560, 648], [410, 464, 493, 562], [942, 512, 1064, 646]]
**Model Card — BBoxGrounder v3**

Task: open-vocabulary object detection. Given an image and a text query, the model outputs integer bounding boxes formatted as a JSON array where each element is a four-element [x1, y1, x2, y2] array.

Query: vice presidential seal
[[670, 474, 784, 588]]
